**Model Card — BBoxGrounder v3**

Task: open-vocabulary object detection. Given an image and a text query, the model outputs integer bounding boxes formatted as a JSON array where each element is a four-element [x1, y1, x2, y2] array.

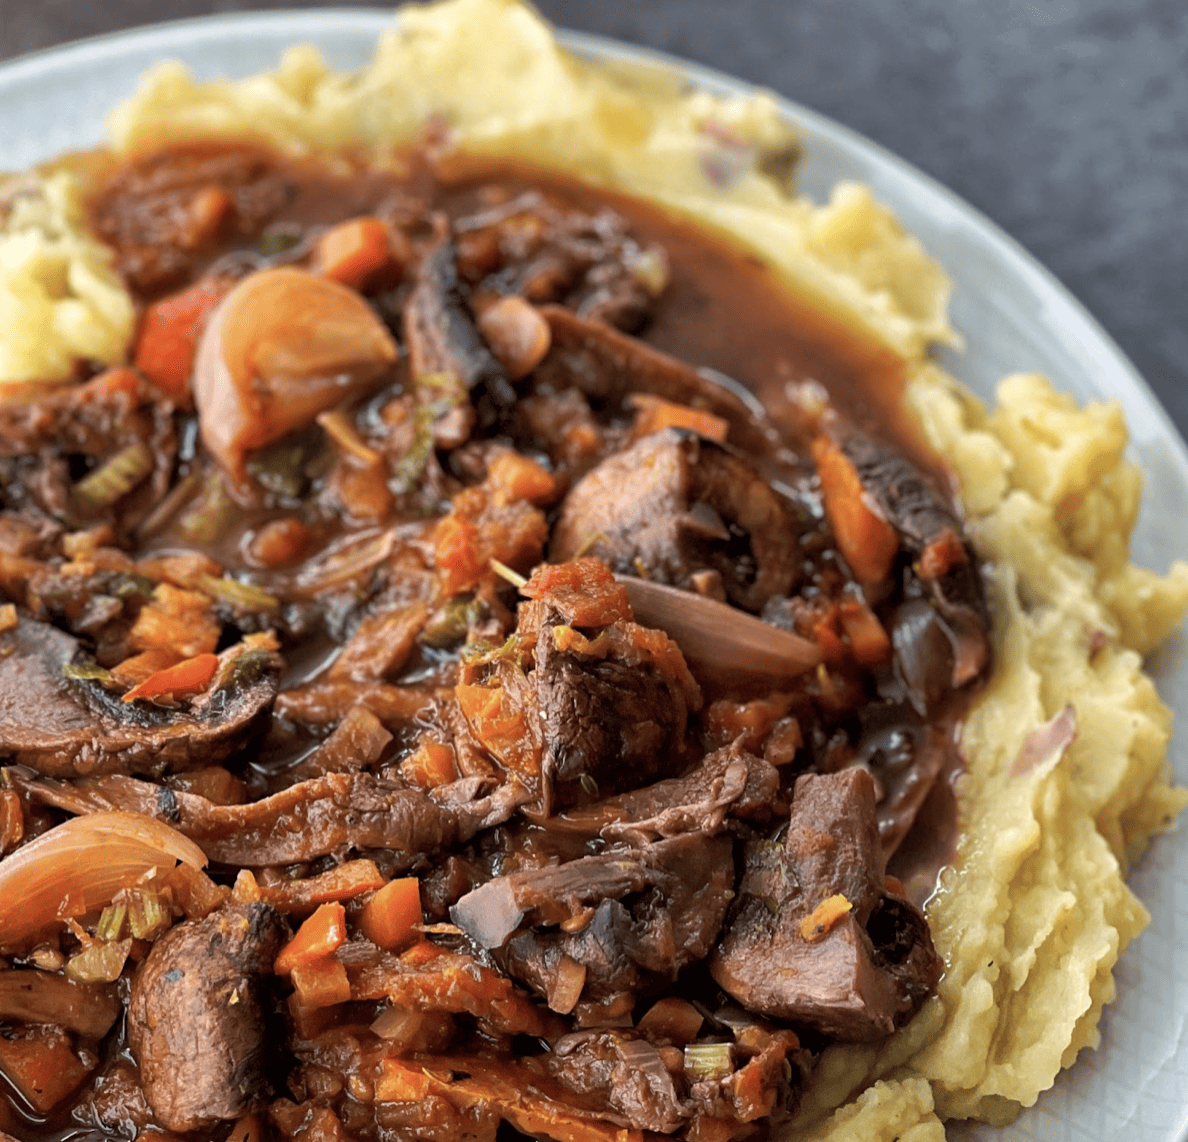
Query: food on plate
[[1, 1, 1186, 1139]]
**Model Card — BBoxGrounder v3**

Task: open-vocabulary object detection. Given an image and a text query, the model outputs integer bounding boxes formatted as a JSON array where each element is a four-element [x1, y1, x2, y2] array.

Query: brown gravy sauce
[[85, 142, 974, 892]]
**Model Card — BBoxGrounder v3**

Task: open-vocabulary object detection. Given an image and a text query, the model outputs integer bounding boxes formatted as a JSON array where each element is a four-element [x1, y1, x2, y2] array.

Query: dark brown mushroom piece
[[552, 428, 800, 612], [836, 429, 990, 690], [457, 561, 703, 811], [547, 1031, 686, 1134], [0, 614, 279, 779], [709, 768, 941, 1042], [127, 903, 284, 1133], [451, 832, 735, 1015], [0, 971, 121, 1040], [403, 232, 517, 438], [530, 306, 780, 459], [545, 740, 785, 845]]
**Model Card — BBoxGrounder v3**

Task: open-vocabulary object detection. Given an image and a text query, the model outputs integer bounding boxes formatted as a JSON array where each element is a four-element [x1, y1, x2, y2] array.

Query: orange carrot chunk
[[358, 877, 423, 952], [628, 393, 729, 443], [275, 902, 348, 975], [291, 956, 352, 1009], [837, 595, 892, 667], [799, 893, 853, 942], [312, 217, 394, 289], [486, 451, 557, 506], [120, 652, 218, 704], [811, 436, 900, 585], [134, 279, 228, 402]]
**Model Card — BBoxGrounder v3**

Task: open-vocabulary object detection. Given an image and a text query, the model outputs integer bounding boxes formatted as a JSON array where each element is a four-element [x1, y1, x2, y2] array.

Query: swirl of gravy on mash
[[1, 2, 1187, 1140]]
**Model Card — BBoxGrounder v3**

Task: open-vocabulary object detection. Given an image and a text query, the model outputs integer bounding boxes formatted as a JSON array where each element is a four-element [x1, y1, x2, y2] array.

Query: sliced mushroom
[[403, 235, 517, 436], [0, 613, 279, 779], [552, 428, 800, 612], [709, 769, 941, 1042]]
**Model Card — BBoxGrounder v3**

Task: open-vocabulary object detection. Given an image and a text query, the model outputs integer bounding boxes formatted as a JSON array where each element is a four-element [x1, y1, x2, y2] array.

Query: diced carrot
[[628, 393, 729, 443], [275, 902, 348, 975], [121, 652, 218, 703], [0, 1026, 93, 1114], [225, 1112, 266, 1142], [358, 877, 424, 952], [399, 736, 459, 790], [799, 893, 853, 942], [128, 582, 220, 658], [312, 217, 394, 289], [134, 279, 228, 402], [486, 451, 556, 506], [456, 682, 541, 779], [812, 435, 900, 585], [399, 938, 444, 967], [433, 514, 485, 597], [521, 559, 633, 628], [919, 526, 968, 580], [86, 366, 142, 403], [291, 956, 351, 1009], [110, 647, 182, 688], [837, 595, 892, 667], [375, 1057, 437, 1103]]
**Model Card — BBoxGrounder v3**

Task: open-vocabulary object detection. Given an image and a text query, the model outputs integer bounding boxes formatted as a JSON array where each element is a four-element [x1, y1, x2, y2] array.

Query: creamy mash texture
[[3, 0, 1187, 1135]]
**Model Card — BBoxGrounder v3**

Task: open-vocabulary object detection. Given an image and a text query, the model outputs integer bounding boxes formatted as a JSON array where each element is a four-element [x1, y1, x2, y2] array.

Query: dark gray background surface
[[2, 1, 1184, 435]]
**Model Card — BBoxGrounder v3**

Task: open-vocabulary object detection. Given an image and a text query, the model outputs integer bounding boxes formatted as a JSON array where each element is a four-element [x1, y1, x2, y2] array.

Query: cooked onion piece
[[0, 810, 206, 949], [193, 267, 398, 488]]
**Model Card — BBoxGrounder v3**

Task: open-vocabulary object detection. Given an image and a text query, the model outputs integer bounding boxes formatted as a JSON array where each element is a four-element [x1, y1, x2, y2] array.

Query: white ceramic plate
[[2, 11, 1186, 1142]]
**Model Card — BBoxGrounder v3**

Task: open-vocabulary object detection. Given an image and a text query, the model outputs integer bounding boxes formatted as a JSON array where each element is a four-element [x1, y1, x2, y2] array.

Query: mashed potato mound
[[0, 171, 135, 385], [13, 0, 1188, 1135]]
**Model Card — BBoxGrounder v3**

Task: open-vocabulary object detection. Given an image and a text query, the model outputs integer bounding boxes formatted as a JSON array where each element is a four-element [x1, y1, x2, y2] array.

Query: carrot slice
[[358, 877, 423, 952], [134, 279, 228, 402], [312, 217, 393, 289], [399, 737, 459, 790], [628, 393, 729, 443], [837, 595, 892, 667], [120, 652, 218, 703], [811, 436, 900, 585], [275, 902, 348, 975], [110, 647, 182, 688]]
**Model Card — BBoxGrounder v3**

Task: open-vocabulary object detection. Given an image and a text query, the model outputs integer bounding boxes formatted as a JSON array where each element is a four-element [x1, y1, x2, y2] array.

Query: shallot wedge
[[0, 811, 205, 950], [617, 575, 821, 683]]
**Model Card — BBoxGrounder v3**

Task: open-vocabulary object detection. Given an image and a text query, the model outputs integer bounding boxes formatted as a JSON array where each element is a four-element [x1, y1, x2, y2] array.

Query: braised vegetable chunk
[[552, 429, 799, 611], [128, 904, 285, 1132], [0, 137, 993, 1142], [709, 770, 941, 1040], [0, 613, 279, 778]]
